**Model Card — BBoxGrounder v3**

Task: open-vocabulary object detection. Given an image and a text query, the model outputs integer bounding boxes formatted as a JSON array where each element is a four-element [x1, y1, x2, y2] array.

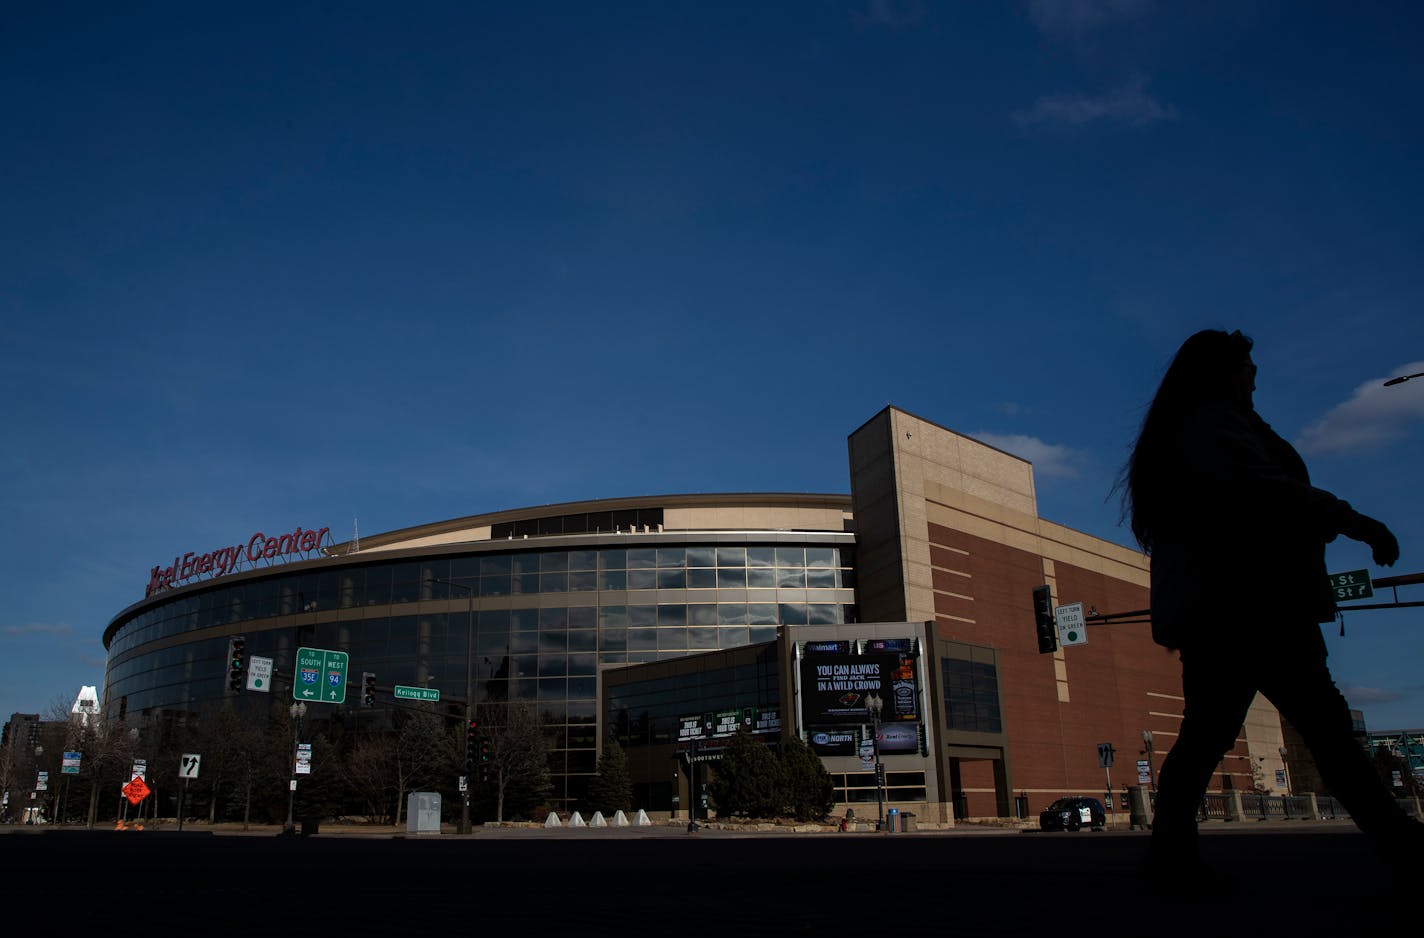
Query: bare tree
[[477, 700, 551, 822]]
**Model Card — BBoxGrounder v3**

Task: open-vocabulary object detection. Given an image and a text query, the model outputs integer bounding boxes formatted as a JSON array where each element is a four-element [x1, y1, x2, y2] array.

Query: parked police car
[[1038, 796, 1106, 831]]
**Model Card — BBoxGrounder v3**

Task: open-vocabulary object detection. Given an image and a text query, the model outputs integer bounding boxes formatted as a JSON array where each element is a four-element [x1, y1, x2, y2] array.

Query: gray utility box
[[407, 792, 442, 834]]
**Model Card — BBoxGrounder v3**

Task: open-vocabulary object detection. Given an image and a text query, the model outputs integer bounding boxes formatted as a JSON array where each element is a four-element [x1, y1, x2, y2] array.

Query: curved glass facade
[[103, 529, 857, 808]]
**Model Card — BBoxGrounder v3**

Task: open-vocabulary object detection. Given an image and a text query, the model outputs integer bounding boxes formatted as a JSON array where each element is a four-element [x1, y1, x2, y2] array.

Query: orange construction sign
[[122, 775, 150, 805]]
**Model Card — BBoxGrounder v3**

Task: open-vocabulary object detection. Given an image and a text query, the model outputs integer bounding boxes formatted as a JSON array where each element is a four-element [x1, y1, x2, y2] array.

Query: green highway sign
[[295, 647, 349, 703], [1328, 569, 1374, 601], [393, 685, 440, 702]]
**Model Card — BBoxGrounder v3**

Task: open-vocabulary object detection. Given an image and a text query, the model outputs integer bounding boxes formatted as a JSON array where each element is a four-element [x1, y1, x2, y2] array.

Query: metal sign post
[[1098, 743, 1115, 822]]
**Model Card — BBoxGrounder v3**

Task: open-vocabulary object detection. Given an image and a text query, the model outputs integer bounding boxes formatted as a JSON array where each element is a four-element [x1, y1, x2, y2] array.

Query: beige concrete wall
[[663, 504, 851, 532], [1244, 696, 1289, 794], [851, 407, 1042, 625], [361, 526, 494, 552]]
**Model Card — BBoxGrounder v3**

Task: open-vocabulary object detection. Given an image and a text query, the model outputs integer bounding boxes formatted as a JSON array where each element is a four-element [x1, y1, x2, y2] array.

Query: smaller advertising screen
[[807, 727, 859, 756]]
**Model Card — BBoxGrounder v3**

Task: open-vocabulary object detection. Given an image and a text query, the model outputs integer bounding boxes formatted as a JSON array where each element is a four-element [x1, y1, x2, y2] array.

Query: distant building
[[97, 405, 1288, 821]]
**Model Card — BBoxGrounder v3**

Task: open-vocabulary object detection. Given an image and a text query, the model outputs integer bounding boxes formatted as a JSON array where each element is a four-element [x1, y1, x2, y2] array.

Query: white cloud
[[1, 621, 73, 637], [1340, 684, 1407, 706], [1295, 360, 1424, 455], [1014, 75, 1178, 127], [1026, 0, 1151, 37], [973, 432, 1086, 478]]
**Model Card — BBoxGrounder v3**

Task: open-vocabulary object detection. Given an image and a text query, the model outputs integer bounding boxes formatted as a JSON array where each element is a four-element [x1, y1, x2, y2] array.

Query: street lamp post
[[866, 693, 886, 831], [1384, 372, 1424, 387], [430, 576, 476, 835], [284, 701, 307, 833]]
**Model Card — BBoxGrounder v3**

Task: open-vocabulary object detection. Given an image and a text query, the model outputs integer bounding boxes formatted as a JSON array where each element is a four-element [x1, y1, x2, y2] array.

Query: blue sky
[[4, 2, 1423, 729]]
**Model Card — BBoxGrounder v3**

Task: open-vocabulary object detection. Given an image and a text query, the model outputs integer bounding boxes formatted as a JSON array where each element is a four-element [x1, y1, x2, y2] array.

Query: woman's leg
[[1146, 648, 1256, 869], [1260, 643, 1420, 858]]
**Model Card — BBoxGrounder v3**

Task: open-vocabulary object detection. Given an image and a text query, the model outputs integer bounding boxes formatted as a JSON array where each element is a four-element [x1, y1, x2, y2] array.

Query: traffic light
[[478, 736, 493, 783], [1032, 585, 1057, 654], [466, 720, 479, 771], [228, 637, 247, 691], [361, 672, 376, 707]]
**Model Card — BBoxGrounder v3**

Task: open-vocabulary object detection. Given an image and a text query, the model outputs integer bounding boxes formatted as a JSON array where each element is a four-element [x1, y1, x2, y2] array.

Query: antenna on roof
[[350, 516, 360, 555]]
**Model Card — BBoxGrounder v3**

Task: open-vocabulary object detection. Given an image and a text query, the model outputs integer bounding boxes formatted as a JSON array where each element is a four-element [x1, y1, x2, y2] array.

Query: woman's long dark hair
[[1119, 329, 1254, 553]]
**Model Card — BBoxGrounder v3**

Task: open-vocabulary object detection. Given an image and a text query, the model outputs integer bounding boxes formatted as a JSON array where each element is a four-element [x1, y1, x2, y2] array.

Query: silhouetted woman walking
[[1121, 329, 1419, 883]]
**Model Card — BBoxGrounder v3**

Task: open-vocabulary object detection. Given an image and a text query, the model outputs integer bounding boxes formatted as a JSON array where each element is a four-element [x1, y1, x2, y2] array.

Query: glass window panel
[[569, 571, 597, 592], [599, 606, 628, 629], [718, 604, 749, 626], [538, 655, 567, 676], [567, 722, 597, 748], [687, 568, 717, 589], [478, 609, 510, 631], [806, 568, 837, 588], [779, 603, 809, 625], [538, 677, 566, 699], [598, 549, 627, 571], [509, 631, 538, 654], [450, 556, 480, 579], [749, 626, 778, 644], [775, 547, 805, 567], [747, 547, 775, 567], [477, 631, 509, 654], [777, 568, 806, 589], [747, 567, 776, 588], [568, 607, 595, 629], [806, 547, 836, 568], [511, 573, 540, 594], [600, 651, 628, 666], [512, 554, 540, 575], [628, 605, 656, 627], [657, 568, 686, 589], [481, 555, 512, 576], [807, 604, 840, 625], [656, 547, 685, 568], [598, 570, 626, 591], [539, 572, 568, 592], [480, 575, 510, 597], [628, 570, 657, 590], [748, 603, 779, 625], [511, 608, 540, 630], [688, 604, 719, 626], [627, 548, 657, 569], [688, 627, 719, 649], [628, 628, 658, 651], [510, 655, 539, 678], [716, 547, 746, 567], [599, 628, 627, 652], [540, 626, 567, 653], [568, 652, 596, 675], [657, 605, 686, 627], [717, 568, 747, 589], [364, 567, 392, 605], [658, 629, 688, 650], [686, 547, 715, 567], [568, 629, 596, 652], [540, 552, 568, 572], [568, 550, 598, 571], [719, 626, 750, 648]]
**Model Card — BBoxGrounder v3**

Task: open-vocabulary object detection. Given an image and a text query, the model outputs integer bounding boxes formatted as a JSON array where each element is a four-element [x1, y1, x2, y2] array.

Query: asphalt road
[[2, 822, 1410, 936]]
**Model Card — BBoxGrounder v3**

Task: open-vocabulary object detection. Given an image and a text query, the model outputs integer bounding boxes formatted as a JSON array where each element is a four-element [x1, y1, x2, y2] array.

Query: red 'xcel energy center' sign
[[146, 525, 332, 597]]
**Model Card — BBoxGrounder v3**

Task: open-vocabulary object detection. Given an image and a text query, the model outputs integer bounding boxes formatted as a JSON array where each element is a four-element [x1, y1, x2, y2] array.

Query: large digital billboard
[[798, 640, 923, 756]]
